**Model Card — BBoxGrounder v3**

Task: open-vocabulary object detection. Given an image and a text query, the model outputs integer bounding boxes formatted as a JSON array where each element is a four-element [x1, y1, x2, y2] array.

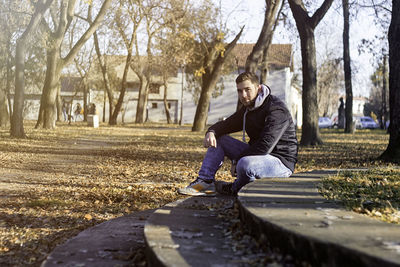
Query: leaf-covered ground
[[320, 168, 400, 224], [0, 122, 395, 266]]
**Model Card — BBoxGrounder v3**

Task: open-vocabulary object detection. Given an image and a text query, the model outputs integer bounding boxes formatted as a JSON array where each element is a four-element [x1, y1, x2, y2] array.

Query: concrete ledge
[[237, 170, 400, 267], [144, 196, 235, 267], [41, 209, 154, 267]]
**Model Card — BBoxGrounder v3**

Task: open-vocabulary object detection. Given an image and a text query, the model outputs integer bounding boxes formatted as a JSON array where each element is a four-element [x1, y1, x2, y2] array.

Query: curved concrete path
[[42, 170, 400, 266]]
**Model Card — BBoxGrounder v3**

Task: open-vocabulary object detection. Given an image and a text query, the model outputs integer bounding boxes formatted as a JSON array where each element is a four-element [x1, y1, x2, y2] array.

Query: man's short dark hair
[[235, 72, 260, 85]]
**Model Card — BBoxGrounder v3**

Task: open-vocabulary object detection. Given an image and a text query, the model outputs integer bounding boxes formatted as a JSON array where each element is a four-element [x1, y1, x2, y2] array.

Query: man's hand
[[204, 131, 217, 148]]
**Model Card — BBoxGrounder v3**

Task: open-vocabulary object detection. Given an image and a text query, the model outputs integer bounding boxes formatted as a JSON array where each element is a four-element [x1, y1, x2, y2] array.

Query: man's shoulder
[[262, 94, 287, 109]]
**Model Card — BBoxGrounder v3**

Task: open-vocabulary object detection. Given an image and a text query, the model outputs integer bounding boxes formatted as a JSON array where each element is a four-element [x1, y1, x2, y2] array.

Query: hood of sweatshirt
[[248, 84, 270, 111], [242, 84, 270, 142]]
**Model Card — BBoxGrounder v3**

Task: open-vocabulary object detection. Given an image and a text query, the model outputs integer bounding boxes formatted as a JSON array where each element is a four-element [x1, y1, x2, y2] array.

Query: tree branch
[[310, 0, 334, 28], [62, 0, 112, 67]]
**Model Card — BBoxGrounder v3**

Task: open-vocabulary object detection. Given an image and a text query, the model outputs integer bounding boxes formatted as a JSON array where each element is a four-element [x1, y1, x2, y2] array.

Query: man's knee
[[236, 157, 255, 179]]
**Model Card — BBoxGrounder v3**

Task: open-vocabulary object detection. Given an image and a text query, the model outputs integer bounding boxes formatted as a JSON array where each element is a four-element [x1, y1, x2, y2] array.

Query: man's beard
[[243, 98, 257, 107]]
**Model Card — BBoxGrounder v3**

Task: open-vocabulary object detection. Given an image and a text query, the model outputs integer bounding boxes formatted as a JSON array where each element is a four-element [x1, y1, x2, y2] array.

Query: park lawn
[[0, 122, 397, 266]]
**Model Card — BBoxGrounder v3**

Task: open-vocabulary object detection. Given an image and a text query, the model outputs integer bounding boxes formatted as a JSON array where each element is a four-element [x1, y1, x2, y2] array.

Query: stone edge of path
[[41, 209, 155, 267], [237, 169, 400, 267]]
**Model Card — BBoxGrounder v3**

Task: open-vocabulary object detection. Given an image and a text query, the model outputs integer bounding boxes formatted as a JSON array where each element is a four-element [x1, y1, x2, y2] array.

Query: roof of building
[[232, 43, 293, 70]]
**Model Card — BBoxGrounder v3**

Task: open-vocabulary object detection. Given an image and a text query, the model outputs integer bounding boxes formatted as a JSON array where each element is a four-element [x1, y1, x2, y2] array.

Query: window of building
[[149, 83, 161, 94], [152, 103, 158, 109]]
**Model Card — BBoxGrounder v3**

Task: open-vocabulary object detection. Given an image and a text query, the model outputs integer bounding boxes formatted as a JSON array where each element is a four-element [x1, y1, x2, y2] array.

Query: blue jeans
[[198, 135, 292, 193]]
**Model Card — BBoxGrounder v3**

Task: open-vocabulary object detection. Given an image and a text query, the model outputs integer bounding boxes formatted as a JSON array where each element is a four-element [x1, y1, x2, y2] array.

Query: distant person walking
[[338, 97, 345, 129], [74, 103, 83, 122]]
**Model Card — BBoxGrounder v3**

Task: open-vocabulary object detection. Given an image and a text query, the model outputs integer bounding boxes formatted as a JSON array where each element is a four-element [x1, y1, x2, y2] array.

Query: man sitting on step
[[178, 72, 298, 196]]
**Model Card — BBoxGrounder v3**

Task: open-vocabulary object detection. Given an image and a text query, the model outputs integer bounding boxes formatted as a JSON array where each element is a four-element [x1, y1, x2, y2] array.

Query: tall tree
[[35, 0, 112, 129], [245, 0, 284, 82], [11, 0, 53, 137], [133, 0, 160, 124], [342, 0, 354, 133], [109, 0, 143, 125], [155, 0, 194, 123], [93, 28, 114, 122], [380, 0, 400, 162], [0, 91, 8, 127], [191, 27, 243, 132], [288, 0, 334, 145]]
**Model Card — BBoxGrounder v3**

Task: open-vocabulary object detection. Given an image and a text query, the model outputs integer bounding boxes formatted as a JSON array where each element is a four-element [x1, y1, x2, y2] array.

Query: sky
[[214, 0, 389, 98]]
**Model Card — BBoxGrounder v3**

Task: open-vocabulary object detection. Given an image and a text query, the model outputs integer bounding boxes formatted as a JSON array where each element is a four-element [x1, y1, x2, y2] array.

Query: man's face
[[236, 80, 261, 107]]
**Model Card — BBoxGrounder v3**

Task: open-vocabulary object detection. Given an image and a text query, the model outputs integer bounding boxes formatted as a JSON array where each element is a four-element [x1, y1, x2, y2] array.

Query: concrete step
[[144, 196, 238, 267], [237, 170, 400, 267], [41, 209, 154, 267]]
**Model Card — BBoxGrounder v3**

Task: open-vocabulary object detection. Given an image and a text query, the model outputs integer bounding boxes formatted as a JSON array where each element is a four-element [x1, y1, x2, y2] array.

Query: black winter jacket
[[207, 87, 298, 172]]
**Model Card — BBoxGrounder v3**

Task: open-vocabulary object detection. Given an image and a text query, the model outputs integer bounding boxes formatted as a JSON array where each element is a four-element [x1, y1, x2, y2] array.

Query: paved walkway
[[42, 170, 400, 266], [41, 209, 154, 267]]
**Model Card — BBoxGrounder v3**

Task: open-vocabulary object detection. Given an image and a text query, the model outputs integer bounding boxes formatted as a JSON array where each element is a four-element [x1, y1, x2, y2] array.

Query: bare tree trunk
[[109, 47, 133, 125], [93, 31, 114, 122], [103, 88, 106, 123], [135, 36, 153, 124], [179, 66, 185, 125], [83, 82, 88, 122], [163, 75, 172, 124], [382, 54, 388, 128], [56, 87, 62, 122], [343, 0, 354, 133], [11, 0, 53, 137], [380, 0, 400, 162], [260, 45, 270, 84], [36, 47, 61, 129], [11, 40, 27, 137], [192, 27, 244, 132], [245, 0, 284, 74], [136, 80, 150, 123], [192, 74, 214, 131], [6, 39, 13, 121], [288, 0, 334, 146], [299, 31, 322, 145], [0, 91, 9, 127], [36, 0, 112, 129]]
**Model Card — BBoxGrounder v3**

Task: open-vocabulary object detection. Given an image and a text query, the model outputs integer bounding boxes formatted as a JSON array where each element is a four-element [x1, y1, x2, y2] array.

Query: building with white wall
[[17, 43, 302, 127]]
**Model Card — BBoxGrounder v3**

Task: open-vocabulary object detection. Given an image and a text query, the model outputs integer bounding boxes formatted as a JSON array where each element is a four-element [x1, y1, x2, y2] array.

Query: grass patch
[[320, 167, 400, 224]]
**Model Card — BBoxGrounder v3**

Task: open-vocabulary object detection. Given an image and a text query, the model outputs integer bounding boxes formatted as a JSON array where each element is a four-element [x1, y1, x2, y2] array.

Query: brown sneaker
[[178, 178, 216, 196]]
